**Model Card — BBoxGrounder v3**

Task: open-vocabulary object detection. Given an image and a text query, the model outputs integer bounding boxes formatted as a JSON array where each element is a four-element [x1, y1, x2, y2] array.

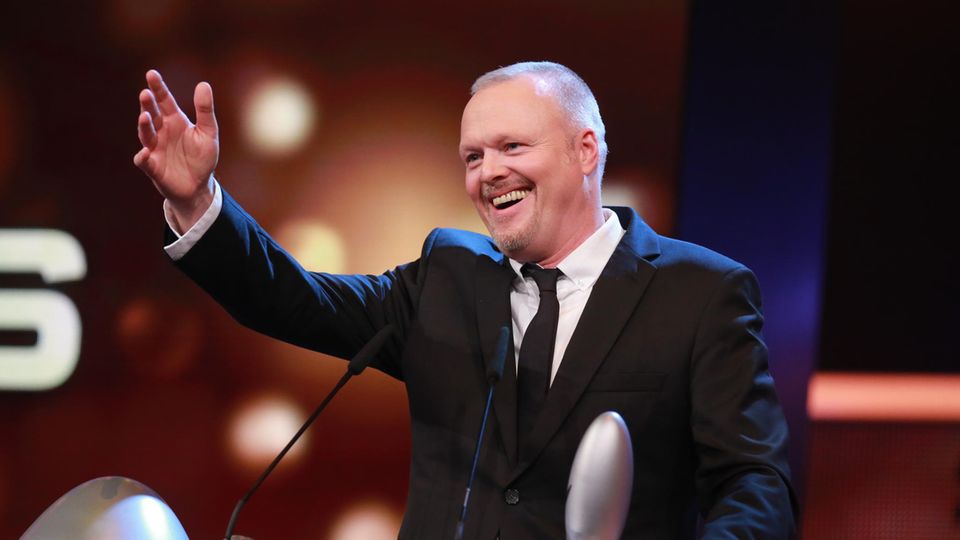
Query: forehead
[[459, 77, 567, 146]]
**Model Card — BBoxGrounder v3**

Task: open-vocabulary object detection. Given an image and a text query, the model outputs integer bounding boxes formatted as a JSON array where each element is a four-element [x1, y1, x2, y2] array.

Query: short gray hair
[[471, 61, 608, 180]]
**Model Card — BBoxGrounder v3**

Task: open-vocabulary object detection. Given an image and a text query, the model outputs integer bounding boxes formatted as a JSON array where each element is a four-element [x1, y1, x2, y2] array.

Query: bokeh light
[[228, 394, 308, 471], [116, 296, 201, 380], [327, 501, 401, 540], [242, 76, 317, 157], [274, 220, 346, 273], [297, 138, 470, 273]]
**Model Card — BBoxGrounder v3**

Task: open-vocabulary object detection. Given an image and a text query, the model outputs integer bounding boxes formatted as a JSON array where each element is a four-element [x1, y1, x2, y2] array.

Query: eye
[[465, 152, 481, 164], [505, 142, 521, 151]]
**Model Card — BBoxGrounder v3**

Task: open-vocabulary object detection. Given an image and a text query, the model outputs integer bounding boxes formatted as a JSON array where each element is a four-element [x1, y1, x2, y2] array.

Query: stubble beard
[[488, 208, 540, 257]]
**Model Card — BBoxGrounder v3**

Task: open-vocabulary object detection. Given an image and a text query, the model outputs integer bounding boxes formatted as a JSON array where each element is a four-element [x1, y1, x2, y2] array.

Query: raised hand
[[134, 69, 219, 232]]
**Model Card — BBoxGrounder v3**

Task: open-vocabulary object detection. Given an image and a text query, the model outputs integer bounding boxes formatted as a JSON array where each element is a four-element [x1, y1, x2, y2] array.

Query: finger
[[193, 81, 218, 137], [145, 69, 181, 117], [138, 111, 158, 149], [133, 146, 152, 172], [139, 88, 163, 131]]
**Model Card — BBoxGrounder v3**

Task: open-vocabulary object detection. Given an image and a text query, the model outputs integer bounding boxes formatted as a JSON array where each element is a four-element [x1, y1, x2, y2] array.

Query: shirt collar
[[508, 208, 626, 291]]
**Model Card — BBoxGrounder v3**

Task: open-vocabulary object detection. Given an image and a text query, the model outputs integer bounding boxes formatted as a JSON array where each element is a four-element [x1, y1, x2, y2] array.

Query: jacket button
[[504, 488, 520, 505]]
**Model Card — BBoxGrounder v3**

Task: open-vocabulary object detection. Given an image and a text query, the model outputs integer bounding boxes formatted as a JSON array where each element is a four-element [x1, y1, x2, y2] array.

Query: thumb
[[193, 81, 218, 137]]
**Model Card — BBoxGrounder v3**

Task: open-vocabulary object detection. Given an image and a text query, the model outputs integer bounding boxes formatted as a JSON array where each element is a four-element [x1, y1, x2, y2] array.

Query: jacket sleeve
[[690, 266, 799, 539], [168, 187, 430, 380]]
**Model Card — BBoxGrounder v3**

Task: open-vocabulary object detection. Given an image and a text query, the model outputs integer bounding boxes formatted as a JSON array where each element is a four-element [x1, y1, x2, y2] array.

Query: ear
[[576, 129, 600, 176]]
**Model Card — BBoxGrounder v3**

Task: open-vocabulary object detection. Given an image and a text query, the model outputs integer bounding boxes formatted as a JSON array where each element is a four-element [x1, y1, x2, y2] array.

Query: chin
[[490, 224, 538, 259], [482, 203, 541, 259], [494, 233, 529, 255]]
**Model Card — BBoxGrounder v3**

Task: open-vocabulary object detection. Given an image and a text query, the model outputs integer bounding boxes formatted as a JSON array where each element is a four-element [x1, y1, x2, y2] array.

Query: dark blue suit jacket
[[171, 189, 797, 539]]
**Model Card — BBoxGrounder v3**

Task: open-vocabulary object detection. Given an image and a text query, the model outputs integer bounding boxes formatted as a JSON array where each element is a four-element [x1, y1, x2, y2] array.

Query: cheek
[[512, 154, 553, 182], [464, 172, 481, 202]]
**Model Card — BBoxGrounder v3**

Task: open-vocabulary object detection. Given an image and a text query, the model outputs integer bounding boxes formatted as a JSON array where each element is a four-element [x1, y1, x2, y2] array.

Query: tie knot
[[521, 264, 562, 293]]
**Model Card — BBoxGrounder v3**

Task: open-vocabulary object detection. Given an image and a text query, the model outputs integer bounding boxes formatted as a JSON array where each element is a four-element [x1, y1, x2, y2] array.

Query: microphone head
[[487, 326, 510, 383], [565, 411, 634, 540], [348, 325, 395, 375]]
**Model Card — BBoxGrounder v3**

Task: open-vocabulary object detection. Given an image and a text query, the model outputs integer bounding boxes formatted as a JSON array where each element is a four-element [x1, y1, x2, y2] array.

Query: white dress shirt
[[162, 180, 224, 260], [163, 181, 628, 386], [506, 209, 625, 385]]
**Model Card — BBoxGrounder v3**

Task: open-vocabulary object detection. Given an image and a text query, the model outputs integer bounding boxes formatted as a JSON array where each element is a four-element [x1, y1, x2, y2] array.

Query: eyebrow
[[458, 133, 517, 154]]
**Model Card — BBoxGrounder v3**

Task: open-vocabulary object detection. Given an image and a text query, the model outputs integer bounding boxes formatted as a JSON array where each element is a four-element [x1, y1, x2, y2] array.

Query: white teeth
[[492, 189, 530, 208]]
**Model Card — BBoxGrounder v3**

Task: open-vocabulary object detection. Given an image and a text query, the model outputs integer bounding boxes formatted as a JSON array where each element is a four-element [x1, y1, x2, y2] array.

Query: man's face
[[459, 77, 596, 264]]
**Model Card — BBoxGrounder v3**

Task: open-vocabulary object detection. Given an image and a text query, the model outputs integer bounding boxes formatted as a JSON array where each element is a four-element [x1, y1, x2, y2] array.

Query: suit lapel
[[475, 253, 520, 467], [511, 208, 660, 481]]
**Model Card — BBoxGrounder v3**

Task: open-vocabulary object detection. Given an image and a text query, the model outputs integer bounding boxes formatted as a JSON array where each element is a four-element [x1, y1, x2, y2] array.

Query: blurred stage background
[[0, 0, 956, 538]]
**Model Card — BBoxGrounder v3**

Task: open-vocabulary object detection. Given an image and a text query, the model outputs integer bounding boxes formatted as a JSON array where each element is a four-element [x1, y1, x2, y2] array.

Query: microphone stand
[[224, 325, 395, 540], [454, 326, 510, 540]]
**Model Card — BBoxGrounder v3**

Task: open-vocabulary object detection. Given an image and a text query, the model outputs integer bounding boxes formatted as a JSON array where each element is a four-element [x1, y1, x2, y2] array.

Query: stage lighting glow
[[327, 501, 401, 540], [448, 207, 489, 238], [601, 171, 674, 234], [229, 394, 308, 469], [106, 0, 183, 37], [242, 77, 316, 157], [297, 140, 474, 273], [275, 220, 346, 273], [116, 296, 200, 380], [808, 372, 960, 421], [601, 181, 641, 210]]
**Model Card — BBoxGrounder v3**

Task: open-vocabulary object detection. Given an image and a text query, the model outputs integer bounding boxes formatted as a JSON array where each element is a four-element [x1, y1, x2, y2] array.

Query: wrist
[[168, 175, 216, 232]]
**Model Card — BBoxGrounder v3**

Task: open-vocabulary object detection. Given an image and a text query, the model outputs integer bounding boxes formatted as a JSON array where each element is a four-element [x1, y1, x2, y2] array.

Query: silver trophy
[[565, 411, 634, 540], [21, 476, 188, 540]]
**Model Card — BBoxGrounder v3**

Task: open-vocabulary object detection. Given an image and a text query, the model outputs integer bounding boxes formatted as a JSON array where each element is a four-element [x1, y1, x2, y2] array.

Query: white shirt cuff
[[163, 180, 223, 261]]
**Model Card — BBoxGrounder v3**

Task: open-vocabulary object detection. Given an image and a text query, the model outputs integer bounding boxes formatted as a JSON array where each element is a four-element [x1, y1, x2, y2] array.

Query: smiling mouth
[[491, 189, 530, 210]]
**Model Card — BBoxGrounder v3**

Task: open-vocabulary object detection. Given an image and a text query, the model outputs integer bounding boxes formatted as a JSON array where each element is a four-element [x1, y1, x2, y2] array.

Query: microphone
[[454, 326, 510, 540], [565, 411, 634, 540], [223, 324, 396, 540]]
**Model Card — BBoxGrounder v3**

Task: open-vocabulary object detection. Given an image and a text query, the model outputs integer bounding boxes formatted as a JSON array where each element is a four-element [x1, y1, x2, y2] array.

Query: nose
[[479, 152, 508, 184]]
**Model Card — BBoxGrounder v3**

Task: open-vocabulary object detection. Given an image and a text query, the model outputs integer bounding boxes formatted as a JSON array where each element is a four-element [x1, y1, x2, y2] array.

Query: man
[[134, 61, 796, 538]]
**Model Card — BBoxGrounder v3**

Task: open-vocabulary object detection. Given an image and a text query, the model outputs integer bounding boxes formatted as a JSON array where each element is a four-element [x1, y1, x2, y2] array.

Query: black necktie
[[517, 264, 562, 443]]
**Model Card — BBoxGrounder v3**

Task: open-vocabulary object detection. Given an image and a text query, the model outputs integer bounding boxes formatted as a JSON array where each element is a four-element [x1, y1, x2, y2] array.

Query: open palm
[[134, 70, 219, 224]]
